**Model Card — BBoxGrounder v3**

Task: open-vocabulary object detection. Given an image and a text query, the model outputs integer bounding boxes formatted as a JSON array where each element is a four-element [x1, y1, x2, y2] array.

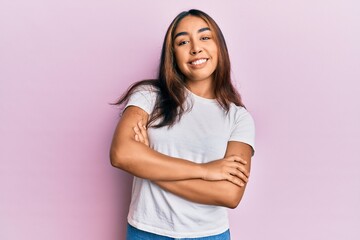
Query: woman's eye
[[201, 36, 210, 40], [178, 41, 189, 46]]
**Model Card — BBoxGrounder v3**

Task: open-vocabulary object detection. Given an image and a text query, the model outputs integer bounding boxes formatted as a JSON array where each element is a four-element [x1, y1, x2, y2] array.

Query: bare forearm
[[111, 139, 203, 181], [154, 179, 247, 208]]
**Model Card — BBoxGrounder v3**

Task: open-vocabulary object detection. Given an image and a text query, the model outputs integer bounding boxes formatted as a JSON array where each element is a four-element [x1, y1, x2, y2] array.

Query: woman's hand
[[200, 156, 249, 187], [133, 121, 149, 147]]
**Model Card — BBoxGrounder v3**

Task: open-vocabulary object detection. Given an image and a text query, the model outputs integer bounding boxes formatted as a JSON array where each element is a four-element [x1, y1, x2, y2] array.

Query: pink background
[[1, 0, 359, 239]]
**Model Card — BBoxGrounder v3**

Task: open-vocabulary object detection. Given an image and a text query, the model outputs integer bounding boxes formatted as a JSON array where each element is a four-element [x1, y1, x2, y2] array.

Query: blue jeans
[[126, 224, 231, 240]]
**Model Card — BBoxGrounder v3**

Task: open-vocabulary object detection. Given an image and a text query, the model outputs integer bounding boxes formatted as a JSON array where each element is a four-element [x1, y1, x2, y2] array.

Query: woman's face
[[173, 16, 218, 84]]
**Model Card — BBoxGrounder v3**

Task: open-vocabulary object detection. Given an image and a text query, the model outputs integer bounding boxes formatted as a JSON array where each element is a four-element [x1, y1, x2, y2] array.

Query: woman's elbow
[[110, 148, 127, 169], [110, 149, 119, 168], [225, 196, 241, 209], [221, 189, 244, 209], [110, 139, 144, 171]]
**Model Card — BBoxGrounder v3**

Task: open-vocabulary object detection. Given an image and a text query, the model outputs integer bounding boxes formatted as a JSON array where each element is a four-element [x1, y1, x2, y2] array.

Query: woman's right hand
[[201, 156, 249, 187]]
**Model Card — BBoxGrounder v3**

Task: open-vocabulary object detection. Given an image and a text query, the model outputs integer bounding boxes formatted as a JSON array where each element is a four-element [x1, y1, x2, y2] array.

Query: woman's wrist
[[196, 162, 206, 180]]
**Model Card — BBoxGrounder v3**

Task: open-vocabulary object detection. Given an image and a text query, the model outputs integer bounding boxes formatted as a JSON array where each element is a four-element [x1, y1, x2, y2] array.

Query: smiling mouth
[[189, 58, 209, 65]]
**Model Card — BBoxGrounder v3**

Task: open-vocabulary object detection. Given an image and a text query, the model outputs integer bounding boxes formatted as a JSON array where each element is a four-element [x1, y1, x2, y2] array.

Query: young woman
[[110, 9, 255, 240]]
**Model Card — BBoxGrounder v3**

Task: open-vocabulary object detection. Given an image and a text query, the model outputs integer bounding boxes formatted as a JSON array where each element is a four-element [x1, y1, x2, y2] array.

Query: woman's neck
[[185, 79, 215, 99]]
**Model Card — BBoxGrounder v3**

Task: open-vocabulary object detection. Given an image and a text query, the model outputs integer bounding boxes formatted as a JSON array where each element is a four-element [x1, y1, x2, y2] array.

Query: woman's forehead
[[175, 16, 210, 33]]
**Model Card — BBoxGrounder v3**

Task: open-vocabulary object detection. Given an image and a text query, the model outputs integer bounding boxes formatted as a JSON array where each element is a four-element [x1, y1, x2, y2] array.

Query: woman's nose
[[191, 49, 203, 55], [190, 42, 203, 55]]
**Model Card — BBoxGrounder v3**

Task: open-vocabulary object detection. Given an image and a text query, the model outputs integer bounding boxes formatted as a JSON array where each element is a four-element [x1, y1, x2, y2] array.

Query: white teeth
[[191, 59, 207, 65]]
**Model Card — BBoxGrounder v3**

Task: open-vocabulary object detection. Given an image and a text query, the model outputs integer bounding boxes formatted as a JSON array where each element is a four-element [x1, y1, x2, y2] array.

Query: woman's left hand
[[133, 121, 149, 147]]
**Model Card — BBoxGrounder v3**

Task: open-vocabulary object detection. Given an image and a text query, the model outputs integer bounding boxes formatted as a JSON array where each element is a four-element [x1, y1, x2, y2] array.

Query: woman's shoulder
[[126, 80, 160, 102], [229, 102, 249, 114], [228, 103, 254, 122], [131, 79, 159, 93]]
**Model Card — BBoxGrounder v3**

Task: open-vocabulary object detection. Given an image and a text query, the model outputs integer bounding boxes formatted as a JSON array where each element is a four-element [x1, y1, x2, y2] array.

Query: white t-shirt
[[125, 85, 255, 238]]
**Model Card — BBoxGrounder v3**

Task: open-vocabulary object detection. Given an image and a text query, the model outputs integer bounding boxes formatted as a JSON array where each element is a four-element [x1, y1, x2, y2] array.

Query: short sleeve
[[229, 109, 256, 154], [124, 85, 157, 114]]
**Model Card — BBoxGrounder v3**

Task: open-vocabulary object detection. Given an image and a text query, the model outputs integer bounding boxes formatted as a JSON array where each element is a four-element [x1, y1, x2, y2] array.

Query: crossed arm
[[110, 106, 253, 208], [153, 141, 252, 208]]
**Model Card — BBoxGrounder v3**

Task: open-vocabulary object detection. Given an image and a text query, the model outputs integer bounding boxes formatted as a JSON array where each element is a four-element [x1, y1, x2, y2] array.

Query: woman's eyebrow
[[174, 27, 211, 39]]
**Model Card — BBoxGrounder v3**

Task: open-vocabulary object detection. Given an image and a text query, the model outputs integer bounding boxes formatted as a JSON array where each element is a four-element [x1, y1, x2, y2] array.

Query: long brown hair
[[114, 9, 244, 128]]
